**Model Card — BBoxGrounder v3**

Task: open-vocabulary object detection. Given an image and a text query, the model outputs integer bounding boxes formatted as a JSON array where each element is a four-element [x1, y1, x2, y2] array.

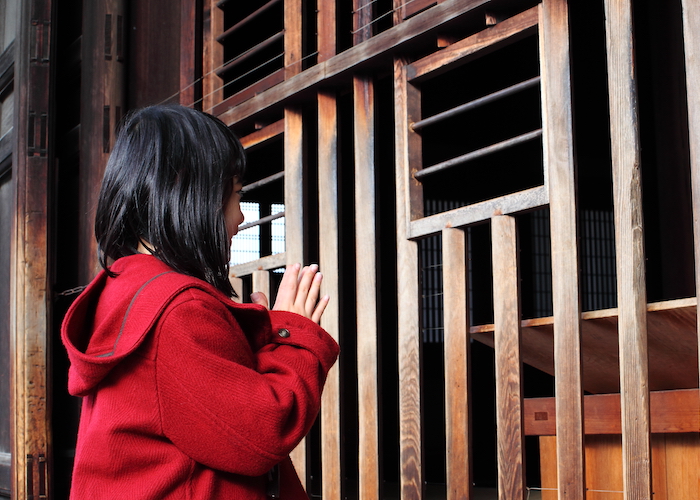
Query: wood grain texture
[[317, 0, 336, 62], [406, 6, 538, 82], [252, 270, 271, 302], [491, 215, 525, 500], [239, 119, 284, 150], [441, 228, 472, 500], [12, 0, 54, 497], [680, 0, 700, 391], [539, 1, 585, 498], [524, 389, 700, 436], [218, 0, 490, 126], [284, 105, 306, 479], [203, 0, 224, 113], [318, 90, 342, 500], [180, 0, 198, 107], [603, 1, 652, 498], [394, 57, 423, 500], [284, 0, 302, 77], [229, 252, 287, 277], [354, 75, 380, 500]]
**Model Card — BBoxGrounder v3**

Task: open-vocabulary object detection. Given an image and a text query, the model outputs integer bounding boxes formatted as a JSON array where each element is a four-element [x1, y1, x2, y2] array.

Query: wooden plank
[[202, 0, 224, 113], [354, 0, 373, 44], [12, 0, 54, 497], [229, 276, 243, 303], [318, 90, 342, 500], [354, 74, 380, 500], [212, 68, 286, 116], [403, 0, 438, 21], [409, 186, 548, 239], [604, 1, 652, 498], [539, 436, 558, 500], [252, 270, 271, 302], [317, 0, 336, 62], [180, 0, 198, 107], [285, 0, 302, 78], [441, 228, 471, 500], [239, 119, 284, 150], [406, 6, 538, 82], [524, 389, 700, 436], [218, 0, 490, 125], [680, 0, 700, 391], [394, 57, 423, 500], [284, 105, 306, 478], [229, 252, 287, 277], [491, 215, 525, 500], [539, 1, 585, 498]]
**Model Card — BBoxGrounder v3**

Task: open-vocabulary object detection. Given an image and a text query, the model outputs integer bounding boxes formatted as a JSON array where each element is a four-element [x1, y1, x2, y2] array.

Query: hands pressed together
[[250, 263, 330, 324]]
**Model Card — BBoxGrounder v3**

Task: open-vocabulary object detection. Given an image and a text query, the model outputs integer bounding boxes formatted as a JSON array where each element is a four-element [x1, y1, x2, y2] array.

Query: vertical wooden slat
[[285, 0, 302, 77], [394, 57, 423, 500], [354, 74, 380, 500], [317, 0, 336, 62], [202, 0, 223, 113], [353, 0, 373, 45], [229, 276, 243, 303], [180, 0, 198, 106], [318, 89, 342, 500], [252, 270, 271, 302], [284, 105, 306, 479], [539, 1, 585, 499], [441, 227, 471, 500], [680, 0, 700, 390], [603, 1, 652, 498], [491, 215, 525, 500], [12, 0, 54, 497]]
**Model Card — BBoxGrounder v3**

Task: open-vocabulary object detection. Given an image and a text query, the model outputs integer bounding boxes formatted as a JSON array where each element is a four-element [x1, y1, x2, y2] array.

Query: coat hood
[[61, 255, 254, 397]]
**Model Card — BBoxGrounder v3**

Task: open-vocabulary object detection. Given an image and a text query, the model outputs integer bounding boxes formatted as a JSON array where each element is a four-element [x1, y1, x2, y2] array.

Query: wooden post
[[285, 0, 302, 77], [284, 105, 307, 479], [394, 57, 423, 500], [180, 0, 199, 107], [202, 0, 223, 113], [441, 228, 471, 500], [539, 1, 585, 498], [318, 89, 342, 500], [354, 74, 380, 500], [680, 0, 700, 390], [604, 1, 652, 498], [12, 0, 54, 497], [252, 270, 271, 302], [491, 215, 525, 500]]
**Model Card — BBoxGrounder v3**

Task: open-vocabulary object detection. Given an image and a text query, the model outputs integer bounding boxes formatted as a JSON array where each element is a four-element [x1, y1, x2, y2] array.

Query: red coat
[[61, 254, 339, 500]]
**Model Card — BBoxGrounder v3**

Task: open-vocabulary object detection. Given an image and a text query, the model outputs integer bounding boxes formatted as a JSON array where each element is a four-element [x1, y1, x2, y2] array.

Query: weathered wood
[[404, 74, 424, 225], [470, 297, 699, 395], [202, 0, 224, 113], [229, 276, 243, 303], [394, 57, 423, 500], [353, 0, 373, 44], [219, 0, 490, 126], [524, 389, 700, 436], [318, 89, 342, 500], [229, 252, 287, 277], [212, 69, 286, 116], [491, 214, 525, 500], [604, 1, 652, 498], [409, 186, 548, 239], [180, 0, 198, 107], [239, 119, 284, 150], [402, 0, 438, 21], [406, 6, 538, 82], [441, 228, 471, 500], [317, 0, 336, 62], [12, 0, 54, 497], [284, 105, 306, 478], [285, 0, 302, 78], [680, 0, 700, 391], [539, 1, 584, 498], [252, 270, 271, 303], [354, 74, 380, 500]]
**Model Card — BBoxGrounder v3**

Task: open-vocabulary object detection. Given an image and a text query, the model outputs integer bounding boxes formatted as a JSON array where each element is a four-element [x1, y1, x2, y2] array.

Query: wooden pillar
[[539, 1, 585, 498], [394, 57, 423, 500], [285, 0, 302, 77], [180, 0, 199, 107], [318, 89, 342, 500], [202, 0, 223, 113], [491, 214, 525, 500], [12, 0, 54, 497], [604, 1, 652, 498], [284, 104, 307, 479], [441, 228, 471, 500], [680, 0, 700, 390], [252, 270, 271, 302]]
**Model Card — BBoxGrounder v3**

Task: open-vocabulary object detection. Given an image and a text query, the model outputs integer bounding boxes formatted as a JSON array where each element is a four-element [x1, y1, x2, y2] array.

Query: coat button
[[278, 328, 290, 338]]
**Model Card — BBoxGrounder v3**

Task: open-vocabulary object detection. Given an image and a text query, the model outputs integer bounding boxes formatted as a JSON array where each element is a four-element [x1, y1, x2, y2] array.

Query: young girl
[[61, 105, 339, 500]]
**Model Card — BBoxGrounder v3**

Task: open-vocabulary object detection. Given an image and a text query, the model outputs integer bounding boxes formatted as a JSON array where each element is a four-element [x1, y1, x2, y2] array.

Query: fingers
[[271, 263, 330, 324], [311, 294, 330, 324], [250, 291, 269, 309]]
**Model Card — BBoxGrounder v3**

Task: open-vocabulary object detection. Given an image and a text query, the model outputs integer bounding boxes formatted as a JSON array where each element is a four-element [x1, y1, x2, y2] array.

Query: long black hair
[[95, 104, 246, 296]]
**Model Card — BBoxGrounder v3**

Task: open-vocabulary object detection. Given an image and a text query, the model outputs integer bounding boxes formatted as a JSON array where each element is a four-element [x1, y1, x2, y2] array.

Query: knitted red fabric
[[61, 254, 339, 500]]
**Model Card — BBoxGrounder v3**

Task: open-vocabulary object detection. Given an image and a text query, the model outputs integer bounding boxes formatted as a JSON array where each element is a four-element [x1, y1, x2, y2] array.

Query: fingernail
[[314, 272, 323, 281]]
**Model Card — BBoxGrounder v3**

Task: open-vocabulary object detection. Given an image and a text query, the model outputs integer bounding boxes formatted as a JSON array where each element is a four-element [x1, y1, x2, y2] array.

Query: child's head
[[95, 104, 246, 295]]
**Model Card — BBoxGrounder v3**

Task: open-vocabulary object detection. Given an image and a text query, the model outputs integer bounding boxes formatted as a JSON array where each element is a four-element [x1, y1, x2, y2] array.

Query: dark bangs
[[95, 105, 246, 296]]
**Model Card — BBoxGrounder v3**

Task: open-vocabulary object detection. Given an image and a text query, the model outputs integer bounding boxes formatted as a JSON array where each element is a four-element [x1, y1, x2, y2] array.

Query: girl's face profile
[[224, 179, 245, 240]]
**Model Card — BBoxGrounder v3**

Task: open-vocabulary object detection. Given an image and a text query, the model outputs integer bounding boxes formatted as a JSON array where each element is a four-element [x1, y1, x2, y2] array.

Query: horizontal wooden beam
[[229, 252, 286, 277], [218, 0, 490, 126], [239, 119, 284, 149], [524, 389, 700, 436]]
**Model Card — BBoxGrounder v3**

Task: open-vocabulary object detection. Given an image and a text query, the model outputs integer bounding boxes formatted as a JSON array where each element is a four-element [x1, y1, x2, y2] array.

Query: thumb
[[250, 291, 270, 309]]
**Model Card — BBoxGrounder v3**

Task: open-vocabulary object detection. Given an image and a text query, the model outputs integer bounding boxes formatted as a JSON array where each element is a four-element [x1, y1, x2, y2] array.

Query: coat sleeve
[[155, 288, 339, 477]]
